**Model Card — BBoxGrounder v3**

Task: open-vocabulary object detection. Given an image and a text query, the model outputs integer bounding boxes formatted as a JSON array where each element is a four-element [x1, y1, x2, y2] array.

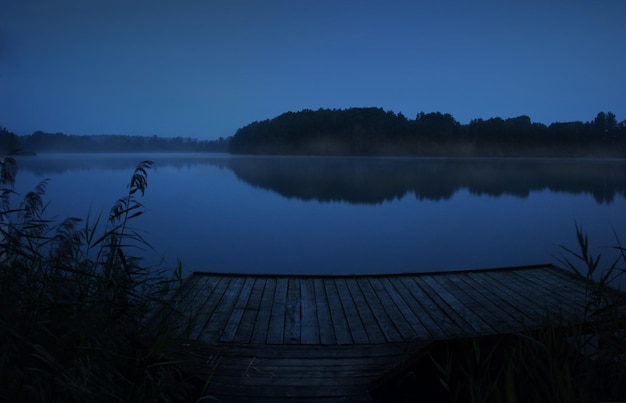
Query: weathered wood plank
[[366, 277, 427, 340], [547, 268, 626, 316], [215, 357, 401, 372], [457, 271, 528, 320], [220, 277, 256, 343], [420, 274, 493, 335], [517, 268, 589, 310], [512, 269, 585, 311], [438, 273, 516, 333], [267, 278, 289, 344], [378, 277, 432, 340], [387, 277, 447, 340], [454, 272, 530, 328], [480, 270, 567, 325], [300, 279, 319, 344], [324, 278, 353, 345], [233, 277, 266, 343], [469, 270, 546, 325], [394, 276, 455, 339], [499, 269, 581, 320], [355, 277, 404, 342], [210, 374, 379, 386], [159, 275, 205, 331], [313, 278, 336, 345], [205, 382, 371, 400], [191, 276, 232, 341], [217, 342, 425, 359], [200, 276, 246, 343], [207, 396, 368, 403], [214, 366, 391, 378], [334, 278, 370, 344], [402, 276, 468, 339], [548, 266, 620, 294], [168, 267, 626, 403], [251, 278, 276, 344], [285, 278, 302, 344], [167, 274, 200, 314], [176, 265, 623, 348], [344, 278, 387, 344]]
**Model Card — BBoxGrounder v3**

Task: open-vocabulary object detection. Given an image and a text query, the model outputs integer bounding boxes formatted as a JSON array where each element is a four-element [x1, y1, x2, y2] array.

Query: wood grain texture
[[165, 265, 625, 402]]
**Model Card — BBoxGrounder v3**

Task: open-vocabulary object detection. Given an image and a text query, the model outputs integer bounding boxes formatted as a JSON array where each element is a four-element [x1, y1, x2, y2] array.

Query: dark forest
[[229, 108, 626, 157], [2, 109, 625, 157], [0, 130, 229, 155]]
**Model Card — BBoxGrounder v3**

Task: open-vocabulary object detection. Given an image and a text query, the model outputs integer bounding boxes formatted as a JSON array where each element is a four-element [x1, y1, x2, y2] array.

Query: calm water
[[10, 153, 626, 279]]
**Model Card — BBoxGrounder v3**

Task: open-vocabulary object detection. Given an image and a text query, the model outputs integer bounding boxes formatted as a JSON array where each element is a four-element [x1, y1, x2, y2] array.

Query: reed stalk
[[0, 155, 204, 402]]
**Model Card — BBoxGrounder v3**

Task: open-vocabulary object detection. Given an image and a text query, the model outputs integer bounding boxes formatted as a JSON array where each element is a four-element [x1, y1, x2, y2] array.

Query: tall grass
[[438, 226, 625, 403], [0, 155, 199, 402], [376, 225, 626, 403]]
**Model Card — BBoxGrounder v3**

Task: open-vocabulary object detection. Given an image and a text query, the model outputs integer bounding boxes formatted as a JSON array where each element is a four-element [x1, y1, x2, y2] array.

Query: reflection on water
[[15, 153, 229, 175], [16, 154, 626, 205], [11, 153, 626, 278], [226, 156, 626, 204]]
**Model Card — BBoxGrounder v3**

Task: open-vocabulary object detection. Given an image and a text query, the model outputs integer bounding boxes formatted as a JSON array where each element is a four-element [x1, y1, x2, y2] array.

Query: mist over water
[[12, 153, 626, 278]]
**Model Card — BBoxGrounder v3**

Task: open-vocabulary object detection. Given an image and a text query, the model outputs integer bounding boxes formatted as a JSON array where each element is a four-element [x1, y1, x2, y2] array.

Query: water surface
[[11, 153, 626, 279]]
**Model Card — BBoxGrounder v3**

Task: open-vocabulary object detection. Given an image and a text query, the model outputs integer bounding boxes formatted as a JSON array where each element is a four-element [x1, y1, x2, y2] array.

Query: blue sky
[[1, 0, 625, 140]]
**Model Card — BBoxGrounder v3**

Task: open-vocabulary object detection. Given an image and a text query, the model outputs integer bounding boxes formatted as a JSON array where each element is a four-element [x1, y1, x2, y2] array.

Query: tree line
[[0, 129, 229, 155], [228, 108, 626, 157], [3, 109, 625, 157]]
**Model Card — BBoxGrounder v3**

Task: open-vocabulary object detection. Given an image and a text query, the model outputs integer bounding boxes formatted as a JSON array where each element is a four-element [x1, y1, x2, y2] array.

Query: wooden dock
[[162, 264, 626, 402]]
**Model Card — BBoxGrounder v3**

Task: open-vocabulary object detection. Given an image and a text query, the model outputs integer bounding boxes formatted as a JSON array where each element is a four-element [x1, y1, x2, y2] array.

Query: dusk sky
[[2, 0, 625, 140]]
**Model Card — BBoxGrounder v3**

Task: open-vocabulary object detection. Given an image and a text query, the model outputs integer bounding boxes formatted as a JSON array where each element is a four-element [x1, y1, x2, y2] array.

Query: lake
[[10, 153, 626, 279]]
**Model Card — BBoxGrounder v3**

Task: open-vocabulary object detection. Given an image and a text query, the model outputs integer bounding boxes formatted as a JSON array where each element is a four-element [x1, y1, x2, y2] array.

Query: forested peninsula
[[229, 108, 626, 157]]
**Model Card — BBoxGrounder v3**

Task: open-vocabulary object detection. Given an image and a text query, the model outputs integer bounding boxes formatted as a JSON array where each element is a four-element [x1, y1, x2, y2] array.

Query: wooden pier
[[162, 264, 626, 402]]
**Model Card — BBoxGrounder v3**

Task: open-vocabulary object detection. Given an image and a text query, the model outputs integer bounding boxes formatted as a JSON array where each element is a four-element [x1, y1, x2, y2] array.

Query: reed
[[416, 225, 626, 403], [0, 155, 204, 402]]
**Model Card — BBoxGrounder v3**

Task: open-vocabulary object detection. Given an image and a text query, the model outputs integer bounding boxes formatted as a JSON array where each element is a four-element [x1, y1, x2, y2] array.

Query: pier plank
[[324, 278, 353, 345], [220, 277, 256, 343], [251, 278, 277, 344], [372, 277, 431, 340], [285, 278, 302, 344], [233, 277, 266, 343], [267, 278, 289, 344], [387, 276, 447, 340], [512, 269, 586, 316], [300, 279, 319, 344], [356, 277, 404, 342], [164, 265, 625, 402], [421, 274, 494, 335], [470, 270, 546, 324], [344, 278, 387, 344], [335, 278, 370, 344], [429, 273, 498, 335], [408, 276, 474, 338], [160, 275, 206, 331], [313, 278, 336, 344], [490, 270, 574, 322], [516, 268, 589, 310], [191, 276, 231, 341], [455, 272, 530, 328], [396, 276, 461, 339], [200, 276, 246, 343]]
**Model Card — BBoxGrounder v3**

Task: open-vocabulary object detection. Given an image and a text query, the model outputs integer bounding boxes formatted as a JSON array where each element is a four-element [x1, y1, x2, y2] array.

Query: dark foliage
[[1, 128, 229, 154], [229, 108, 626, 157], [0, 155, 205, 402]]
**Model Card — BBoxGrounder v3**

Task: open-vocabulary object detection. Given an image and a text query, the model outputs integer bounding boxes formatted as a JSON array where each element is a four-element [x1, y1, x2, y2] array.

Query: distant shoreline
[[13, 150, 626, 160], [228, 108, 626, 158]]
